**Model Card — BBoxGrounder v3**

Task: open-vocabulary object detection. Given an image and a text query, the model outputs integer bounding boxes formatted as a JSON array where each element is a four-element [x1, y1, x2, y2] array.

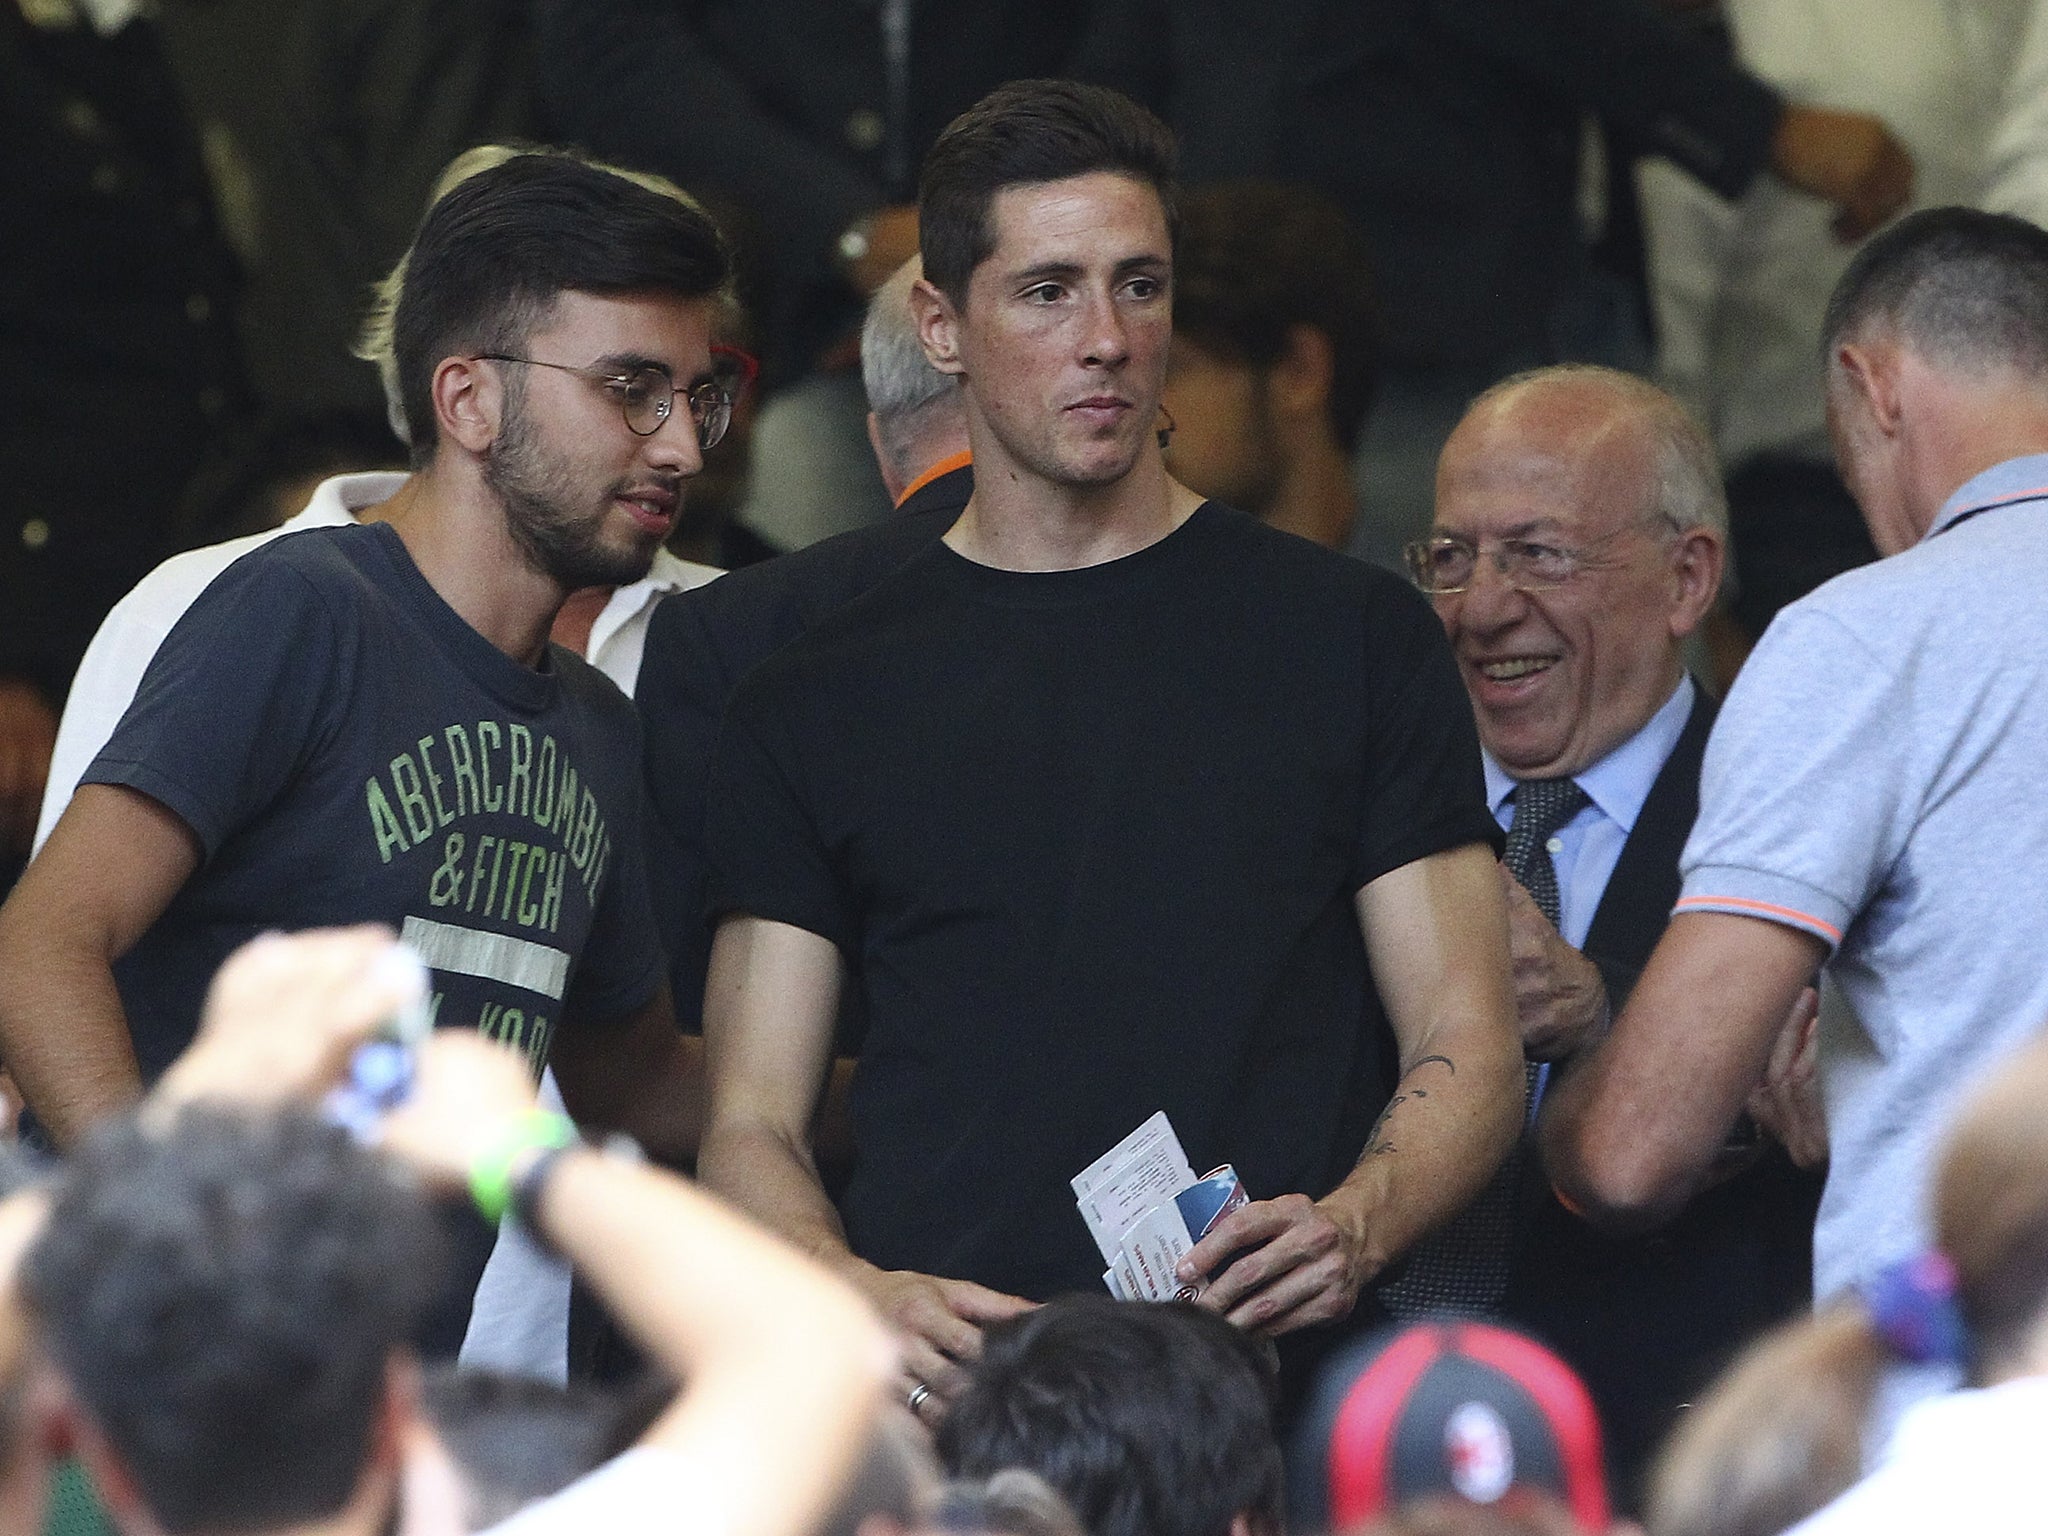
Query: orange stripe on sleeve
[[1673, 894, 1843, 945]]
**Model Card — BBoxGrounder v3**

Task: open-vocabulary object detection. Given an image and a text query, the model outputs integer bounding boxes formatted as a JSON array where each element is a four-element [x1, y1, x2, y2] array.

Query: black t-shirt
[[705, 503, 1498, 1299], [88, 522, 663, 1082]]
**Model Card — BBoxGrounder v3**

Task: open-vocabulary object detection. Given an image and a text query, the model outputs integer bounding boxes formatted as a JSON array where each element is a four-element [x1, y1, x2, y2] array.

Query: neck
[[1257, 434, 1358, 550], [944, 438, 1202, 572], [375, 464, 567, 667], [1902, 377, 2048, 536]]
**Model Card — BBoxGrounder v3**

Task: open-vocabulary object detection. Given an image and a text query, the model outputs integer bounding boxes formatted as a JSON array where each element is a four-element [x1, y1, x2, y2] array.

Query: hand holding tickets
[[1073, 1111, 1247, 1301]]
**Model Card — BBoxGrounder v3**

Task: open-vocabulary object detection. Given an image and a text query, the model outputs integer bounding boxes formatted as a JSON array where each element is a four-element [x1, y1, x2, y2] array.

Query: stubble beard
[[484, 396, 662, 592]]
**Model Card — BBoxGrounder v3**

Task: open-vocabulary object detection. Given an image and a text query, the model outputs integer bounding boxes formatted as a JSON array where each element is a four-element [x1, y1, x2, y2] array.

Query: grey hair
[[353, 144, 723, 444], [861, 256, 962, 483], [1473, 363, 1728, 539], [1821, 206, 2048, 380]]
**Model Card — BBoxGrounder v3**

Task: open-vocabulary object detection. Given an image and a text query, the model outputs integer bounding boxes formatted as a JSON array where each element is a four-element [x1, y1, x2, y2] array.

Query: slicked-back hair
[[1822, 206, 2048, 378], [918, 80, 1178, 308], [23, 1107, 441, 1536], [937, 1297, 1283, 1536], [392, 149, 732, 465], [1174, 180, 1381, 454]]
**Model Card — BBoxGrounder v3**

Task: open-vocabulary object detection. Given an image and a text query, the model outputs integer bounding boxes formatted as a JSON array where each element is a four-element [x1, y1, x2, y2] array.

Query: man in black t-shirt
[[0, 153, 728, 1169], [697, 82, 1525, 1420]]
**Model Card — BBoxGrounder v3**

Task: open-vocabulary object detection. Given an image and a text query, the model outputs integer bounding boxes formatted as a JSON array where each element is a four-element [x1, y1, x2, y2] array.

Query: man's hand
[[1501, 867, 1607, 1062], [1770, 104, 1914, 241], [380, 1030, 543, 1190], [153, 925, 422, 1113], [848, 1265, 1035, 1419], [0, 678, 56, 860], [1747, 985, 1827, 1169], [1177, 1193, 1370, 1336]]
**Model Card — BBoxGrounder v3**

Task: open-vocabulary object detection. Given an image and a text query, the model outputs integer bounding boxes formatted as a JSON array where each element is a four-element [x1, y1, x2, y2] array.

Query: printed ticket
[[1074, 1112, 1248, 1300]]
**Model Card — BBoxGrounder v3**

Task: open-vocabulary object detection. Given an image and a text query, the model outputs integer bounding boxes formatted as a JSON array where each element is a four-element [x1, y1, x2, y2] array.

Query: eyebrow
[[1006, 253, 1172, 287], [591, 351, 717, 388]]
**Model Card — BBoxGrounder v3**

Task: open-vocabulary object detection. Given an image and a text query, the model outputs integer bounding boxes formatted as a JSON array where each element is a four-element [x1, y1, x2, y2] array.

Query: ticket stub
[[1111, 1165, 1246, 1301], [1073, 1111, 1196, 1264]]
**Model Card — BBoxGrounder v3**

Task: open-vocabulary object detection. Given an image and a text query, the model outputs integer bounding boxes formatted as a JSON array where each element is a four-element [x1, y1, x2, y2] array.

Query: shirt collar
[[1483, 674, 1694, 836], [1926, 452, 2048, 538], [590, 547, 721, 651]]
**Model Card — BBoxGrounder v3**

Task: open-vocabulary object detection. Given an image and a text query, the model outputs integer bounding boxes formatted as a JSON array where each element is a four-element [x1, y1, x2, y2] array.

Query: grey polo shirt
[[1678, 452, 2048, 1302]]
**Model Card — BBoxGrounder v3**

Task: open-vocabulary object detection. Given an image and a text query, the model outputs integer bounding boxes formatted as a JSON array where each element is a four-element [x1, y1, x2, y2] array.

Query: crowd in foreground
[[1, 70, 2048, 1536]]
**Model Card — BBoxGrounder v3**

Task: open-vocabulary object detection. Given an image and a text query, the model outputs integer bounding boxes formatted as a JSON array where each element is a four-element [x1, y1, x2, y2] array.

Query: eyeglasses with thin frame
[[475, 354, 735, 448], [1403, 520, 1671, 595]]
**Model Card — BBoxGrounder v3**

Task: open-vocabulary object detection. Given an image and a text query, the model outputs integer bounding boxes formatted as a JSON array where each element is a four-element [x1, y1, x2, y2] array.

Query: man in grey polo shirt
[[1543, 207, 2048, 1303]]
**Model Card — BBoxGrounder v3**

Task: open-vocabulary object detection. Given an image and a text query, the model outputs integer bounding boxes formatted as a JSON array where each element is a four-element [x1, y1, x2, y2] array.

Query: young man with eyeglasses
[[696, 80, 1523, 1417], [0, 153, 727, 1345], [1411, 364, 1821, 1504]]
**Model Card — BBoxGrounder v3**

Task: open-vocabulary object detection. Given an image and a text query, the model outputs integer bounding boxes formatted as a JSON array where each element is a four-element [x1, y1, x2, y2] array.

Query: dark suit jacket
[[636, 465, 972, 1031], [1501, 686, 1822, 1509]]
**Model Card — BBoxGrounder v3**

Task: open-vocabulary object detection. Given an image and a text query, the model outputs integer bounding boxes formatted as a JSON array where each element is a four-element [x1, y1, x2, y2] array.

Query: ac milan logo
[[1443, 1401, 1515, 1504]]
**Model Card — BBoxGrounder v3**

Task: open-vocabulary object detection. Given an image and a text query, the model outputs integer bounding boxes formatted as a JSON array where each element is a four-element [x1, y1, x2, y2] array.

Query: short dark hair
[[392, 150, 732, 465], [420, 1368, 626, 1531], [23, 1107, 441, 1535], [937, 1297, 1283, 1536], [918, 80, 1178, 306], [1822, 206, 2048, 377], [1173, 180, 1381, 454]]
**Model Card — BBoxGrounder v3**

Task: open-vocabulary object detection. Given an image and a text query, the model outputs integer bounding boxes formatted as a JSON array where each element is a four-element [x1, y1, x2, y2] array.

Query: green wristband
[[468, 1110, 578, 1224]]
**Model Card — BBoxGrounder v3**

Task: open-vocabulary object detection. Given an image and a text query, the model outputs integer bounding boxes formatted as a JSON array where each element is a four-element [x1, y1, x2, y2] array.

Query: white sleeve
[[475, 1448, 692, 1536], [33, 534, 283, 853], [35, 578, 200, 854]]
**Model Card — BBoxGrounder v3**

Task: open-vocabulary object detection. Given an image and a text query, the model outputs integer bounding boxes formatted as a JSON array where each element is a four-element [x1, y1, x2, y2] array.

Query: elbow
[[1541, 1108, 1692, 1236]]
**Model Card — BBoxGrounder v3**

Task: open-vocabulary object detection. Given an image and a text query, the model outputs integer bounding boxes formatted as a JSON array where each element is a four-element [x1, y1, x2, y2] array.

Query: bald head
[[1426, 367, 1725, 779]]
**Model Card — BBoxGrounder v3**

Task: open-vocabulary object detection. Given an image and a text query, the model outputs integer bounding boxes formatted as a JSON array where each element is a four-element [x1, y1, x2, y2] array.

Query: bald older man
[[1399, 365, 1819, 1502]]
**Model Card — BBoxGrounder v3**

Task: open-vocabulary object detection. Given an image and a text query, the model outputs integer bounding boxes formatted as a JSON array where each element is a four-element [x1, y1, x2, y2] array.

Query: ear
[[1665, 525, 1726, 640], [1269, 323, 1336, 424], [910, 277, 966, 377], [1833, 336, 1905, 438], [431, 355, 505, 456]]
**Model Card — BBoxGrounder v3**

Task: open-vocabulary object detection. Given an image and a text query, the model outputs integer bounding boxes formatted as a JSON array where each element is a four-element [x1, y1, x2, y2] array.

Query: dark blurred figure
[[1075, 0, 1913, 570], [412, 1368, 648, 1532], [0, 0, 253, 866], [529, 0, 1091, 548], [153, 0, 533, 433], [1164, 180, 1377, 552], [938, 1297, 1284, 1536]]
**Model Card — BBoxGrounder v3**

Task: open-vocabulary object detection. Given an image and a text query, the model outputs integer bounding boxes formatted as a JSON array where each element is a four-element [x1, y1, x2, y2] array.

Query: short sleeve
[[702, 669, 857, 954], [1351, 581, 1504, 889], [81, 551, 343, 856], [1677, 606, 1913, 950]]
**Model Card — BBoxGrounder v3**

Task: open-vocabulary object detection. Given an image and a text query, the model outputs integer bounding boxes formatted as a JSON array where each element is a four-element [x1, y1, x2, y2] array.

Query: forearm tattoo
[[1363, 1054, 1457, 1157]]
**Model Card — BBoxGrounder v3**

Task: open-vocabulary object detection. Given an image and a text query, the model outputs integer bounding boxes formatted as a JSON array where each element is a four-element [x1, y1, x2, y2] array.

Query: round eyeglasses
[[475, 355, 735, 449]]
